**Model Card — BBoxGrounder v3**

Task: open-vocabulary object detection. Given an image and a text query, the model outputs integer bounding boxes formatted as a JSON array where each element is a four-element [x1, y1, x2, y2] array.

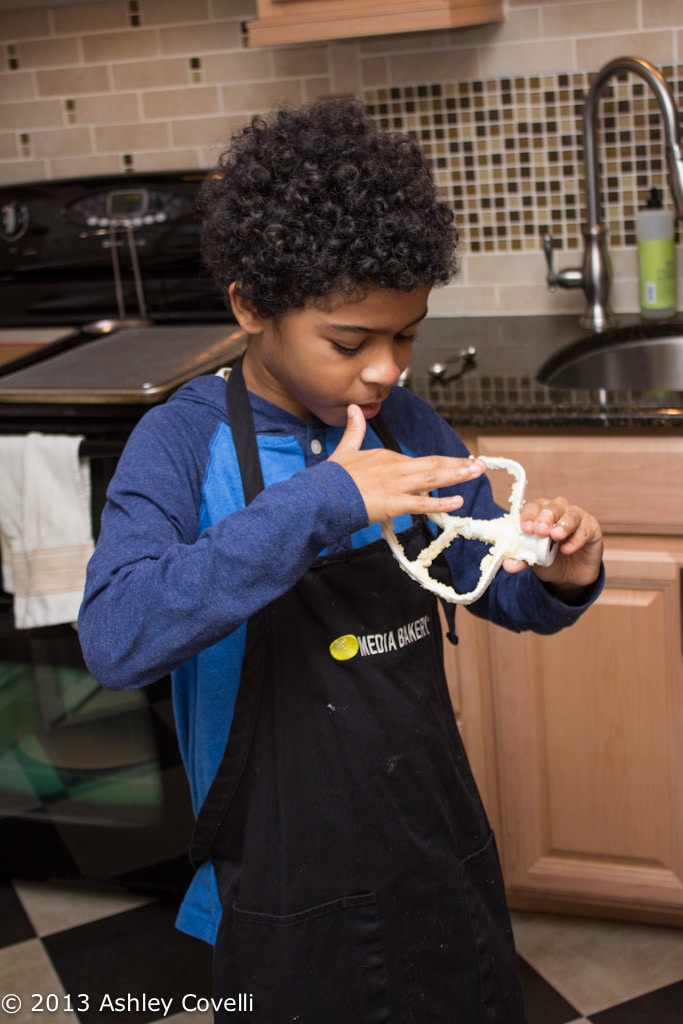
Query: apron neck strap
[[225, 355, 266, 504], [369, 411, 402, 454]]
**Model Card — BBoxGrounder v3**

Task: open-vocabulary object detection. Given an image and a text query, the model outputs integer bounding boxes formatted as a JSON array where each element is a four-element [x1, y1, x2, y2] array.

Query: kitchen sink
[[537, 319, 683, 392]]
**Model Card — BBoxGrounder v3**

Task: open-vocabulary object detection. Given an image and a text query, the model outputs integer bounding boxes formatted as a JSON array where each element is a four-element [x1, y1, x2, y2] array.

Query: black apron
[[192, 358, 527, 1024]]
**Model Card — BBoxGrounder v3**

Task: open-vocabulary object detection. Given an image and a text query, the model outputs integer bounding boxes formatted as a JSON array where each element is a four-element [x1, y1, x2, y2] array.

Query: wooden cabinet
[[451, 430, 683, 925], [245, 0, 503, 47]]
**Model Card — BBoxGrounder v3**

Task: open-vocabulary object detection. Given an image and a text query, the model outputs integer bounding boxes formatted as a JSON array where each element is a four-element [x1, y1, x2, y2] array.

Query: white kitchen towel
[[0, 432, 94, 629]]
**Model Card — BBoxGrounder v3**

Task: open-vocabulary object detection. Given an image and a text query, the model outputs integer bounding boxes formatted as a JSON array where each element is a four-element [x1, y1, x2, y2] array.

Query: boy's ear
[[228, 282, 265, 334]]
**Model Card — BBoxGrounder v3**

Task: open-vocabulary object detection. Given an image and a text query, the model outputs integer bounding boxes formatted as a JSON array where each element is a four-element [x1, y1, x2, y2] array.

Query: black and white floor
[[1, 877, 682, 1023]]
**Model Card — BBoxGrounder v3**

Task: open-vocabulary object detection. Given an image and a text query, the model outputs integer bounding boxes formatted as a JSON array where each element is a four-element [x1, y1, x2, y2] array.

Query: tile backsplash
[[1, 0, 682, 318]]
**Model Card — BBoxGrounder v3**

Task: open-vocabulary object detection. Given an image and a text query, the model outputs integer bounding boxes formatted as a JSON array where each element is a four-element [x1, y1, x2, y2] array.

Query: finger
[[502, 556, 531, 574], [408, 454, 486, 492], [333, 404, 367, 455], [521, 497, 575, 534], [552, 512, 601, 553]]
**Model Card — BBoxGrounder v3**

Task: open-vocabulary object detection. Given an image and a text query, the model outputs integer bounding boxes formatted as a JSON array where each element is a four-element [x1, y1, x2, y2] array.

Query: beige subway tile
[[272, 44, 328, 78], [37, 65, 110, 96], [141, 0, 210, 26], [202, 49, 272, 84], [211, 0, 254, 20], [543, 1, 638, 37], [53, 2, 127, 34], [0, 98, 64, 130], [427, 279, 500, 316], [73, 92, 140, 124], [0, 132, 18, 159], [497, 280, 583, 316], [303, 77, 336, 101], [328, 41, 362, 95], [111, 57, 188, 90], [465, 8, 539, 44], [360, 55, 390, 88], [643, 0, 683, 28], [444, 20, 507, 51], [30, 125, 92, 157], [610, 275, 639, 315], [576, 31, 674, 70], [198, 113, 253, 159], [17, 36, 81, 69], [159, 21, 242, 55], [360, 29, 450, 56], [425, 282, 466, 316], [479, 39, 576, 78], [220, 79, 304, 114], [0, 160, 50, 186], [0, 9, 50, 42], [94, 120, 171, 152], [82, 29, 160, 64], [464, 251, 546, 286], [389, 48, 479, 85], [133, 148, 205, 171], [48, 153, 123, 178], [170, 113, 236, 148], [0, 71, 36, 102], [609, 248, 638, 280], [143, 85, 219, 119]]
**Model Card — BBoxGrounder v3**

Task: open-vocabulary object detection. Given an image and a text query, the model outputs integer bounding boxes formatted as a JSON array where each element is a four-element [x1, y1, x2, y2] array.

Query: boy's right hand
[[329, 403, 486, 525]]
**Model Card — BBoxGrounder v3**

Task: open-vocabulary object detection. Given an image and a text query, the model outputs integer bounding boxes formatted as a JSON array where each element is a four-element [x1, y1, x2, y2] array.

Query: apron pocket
[[231, 891, 391, 1024], [462, 833, 528, 1024]]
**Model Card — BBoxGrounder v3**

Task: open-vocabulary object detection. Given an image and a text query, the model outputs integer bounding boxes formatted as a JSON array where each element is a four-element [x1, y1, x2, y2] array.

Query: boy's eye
[[331, 341, 363, 356], [329, 331, 418, 355]]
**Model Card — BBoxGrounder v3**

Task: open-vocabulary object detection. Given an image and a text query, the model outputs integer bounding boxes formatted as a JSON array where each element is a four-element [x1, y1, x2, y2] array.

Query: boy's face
[[235, 285, 430, 426]]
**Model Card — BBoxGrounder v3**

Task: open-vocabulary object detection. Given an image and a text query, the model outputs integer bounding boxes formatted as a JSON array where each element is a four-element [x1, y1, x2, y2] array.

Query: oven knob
[[0, 201, 29, 241]]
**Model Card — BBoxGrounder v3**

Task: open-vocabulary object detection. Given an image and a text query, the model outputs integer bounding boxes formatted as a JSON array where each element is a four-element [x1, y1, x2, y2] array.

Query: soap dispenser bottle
[[637, 186, 676, 319]]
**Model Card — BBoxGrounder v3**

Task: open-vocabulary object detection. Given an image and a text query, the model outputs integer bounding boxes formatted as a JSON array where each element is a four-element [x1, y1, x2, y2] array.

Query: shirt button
[[310, 438, 323, 455]]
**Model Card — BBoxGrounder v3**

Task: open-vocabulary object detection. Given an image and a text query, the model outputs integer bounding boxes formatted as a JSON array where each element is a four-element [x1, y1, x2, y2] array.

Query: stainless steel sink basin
[[537, 320, 683, 392]]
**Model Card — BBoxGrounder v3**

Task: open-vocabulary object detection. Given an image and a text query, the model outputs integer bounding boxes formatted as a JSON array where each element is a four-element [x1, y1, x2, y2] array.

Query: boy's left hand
[[503, 496, 604, 601]]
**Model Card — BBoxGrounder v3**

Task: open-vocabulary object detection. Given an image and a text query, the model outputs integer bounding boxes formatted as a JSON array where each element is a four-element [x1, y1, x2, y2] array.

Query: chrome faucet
[[544, 56, 683, 331]]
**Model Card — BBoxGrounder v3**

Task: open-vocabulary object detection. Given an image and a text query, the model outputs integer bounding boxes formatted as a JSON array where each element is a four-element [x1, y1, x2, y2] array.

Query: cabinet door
[[490, 539, 683, 921]]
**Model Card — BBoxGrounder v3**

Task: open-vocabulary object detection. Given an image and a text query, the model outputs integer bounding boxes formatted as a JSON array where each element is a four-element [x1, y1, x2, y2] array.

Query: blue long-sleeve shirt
[[78, 372, 603, 943]]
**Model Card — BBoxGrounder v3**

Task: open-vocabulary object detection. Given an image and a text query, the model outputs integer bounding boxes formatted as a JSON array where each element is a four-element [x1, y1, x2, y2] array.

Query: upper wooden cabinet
[[245, 0, 504, 47]]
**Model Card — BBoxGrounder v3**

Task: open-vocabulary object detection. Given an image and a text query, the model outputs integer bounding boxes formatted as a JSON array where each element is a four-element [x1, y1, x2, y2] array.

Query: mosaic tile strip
[[364, 66, 683, 255]]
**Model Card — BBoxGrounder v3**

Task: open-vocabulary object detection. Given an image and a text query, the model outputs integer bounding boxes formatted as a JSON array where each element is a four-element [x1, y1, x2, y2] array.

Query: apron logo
[[329, 634, 360, 661], [329, 615, 431, 662]]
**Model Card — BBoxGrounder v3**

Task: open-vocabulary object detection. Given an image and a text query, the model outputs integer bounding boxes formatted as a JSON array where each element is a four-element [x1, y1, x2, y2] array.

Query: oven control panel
[[63, 187, 195, 230]]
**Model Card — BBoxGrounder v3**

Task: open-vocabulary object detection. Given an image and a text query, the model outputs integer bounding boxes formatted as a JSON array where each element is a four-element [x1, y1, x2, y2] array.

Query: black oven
[[0, 172, 244, 896]]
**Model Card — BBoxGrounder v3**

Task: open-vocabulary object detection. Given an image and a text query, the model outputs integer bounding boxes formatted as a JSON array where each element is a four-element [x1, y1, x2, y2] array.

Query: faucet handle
[[543, 232, 584, 291], [543, 232, 558, 290]]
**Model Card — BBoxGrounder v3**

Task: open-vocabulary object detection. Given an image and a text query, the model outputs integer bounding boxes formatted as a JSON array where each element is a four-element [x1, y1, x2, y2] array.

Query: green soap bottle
[[637, 187, 676, 319]]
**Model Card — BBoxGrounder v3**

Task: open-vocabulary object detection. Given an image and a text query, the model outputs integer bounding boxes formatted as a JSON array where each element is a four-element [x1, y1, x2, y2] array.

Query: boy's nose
[[361, 348, 404, 386]]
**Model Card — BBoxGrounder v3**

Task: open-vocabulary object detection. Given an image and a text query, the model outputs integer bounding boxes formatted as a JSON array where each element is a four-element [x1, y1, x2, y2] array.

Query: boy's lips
[[355, 391, 390, 418], [358, 401, 383, 419]]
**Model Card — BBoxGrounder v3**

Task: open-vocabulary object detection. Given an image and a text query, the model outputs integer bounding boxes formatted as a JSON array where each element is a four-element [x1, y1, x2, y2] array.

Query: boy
[[79, 98, 604, 1023]]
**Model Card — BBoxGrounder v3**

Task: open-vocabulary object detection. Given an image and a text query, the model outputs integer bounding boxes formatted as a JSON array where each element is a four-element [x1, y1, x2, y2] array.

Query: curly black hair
[[198, 97, 459, 319]]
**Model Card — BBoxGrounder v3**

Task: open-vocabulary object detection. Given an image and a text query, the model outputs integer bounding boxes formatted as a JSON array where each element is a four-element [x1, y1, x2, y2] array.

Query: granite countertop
[[408, 315, 683, 429]]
